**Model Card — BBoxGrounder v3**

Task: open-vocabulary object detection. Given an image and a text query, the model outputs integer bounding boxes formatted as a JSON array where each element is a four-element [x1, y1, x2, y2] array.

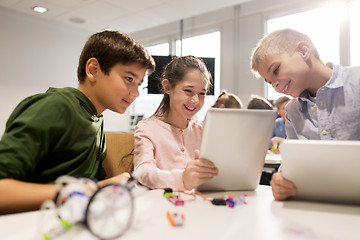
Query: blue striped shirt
[[285, 63, 360, 140]]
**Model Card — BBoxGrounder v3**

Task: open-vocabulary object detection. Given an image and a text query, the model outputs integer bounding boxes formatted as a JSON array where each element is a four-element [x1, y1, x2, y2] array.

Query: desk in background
[[1, 185, 359, 240], [264, 151, 282, 172]]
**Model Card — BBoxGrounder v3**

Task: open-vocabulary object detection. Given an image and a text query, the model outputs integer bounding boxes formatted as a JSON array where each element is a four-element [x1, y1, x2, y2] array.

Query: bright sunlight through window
[[146, 42, 169, 56], [350, 0, 360, 66]]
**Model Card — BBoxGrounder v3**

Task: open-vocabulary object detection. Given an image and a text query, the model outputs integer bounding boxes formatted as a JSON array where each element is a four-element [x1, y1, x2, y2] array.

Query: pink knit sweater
[[133, 116, 203, 190]]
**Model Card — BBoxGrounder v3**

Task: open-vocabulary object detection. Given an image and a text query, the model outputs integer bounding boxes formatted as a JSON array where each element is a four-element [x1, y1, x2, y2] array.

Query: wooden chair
[[102, 132, 135, 178]]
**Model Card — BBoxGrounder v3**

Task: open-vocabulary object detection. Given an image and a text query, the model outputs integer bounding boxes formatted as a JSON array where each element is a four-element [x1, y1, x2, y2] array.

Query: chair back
[[103, 132, 134, 177]]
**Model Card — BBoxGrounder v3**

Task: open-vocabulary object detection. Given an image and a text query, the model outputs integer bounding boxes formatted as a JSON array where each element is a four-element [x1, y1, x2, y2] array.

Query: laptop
[[197, 108, 277, 191], [280, 140, 360, 204]]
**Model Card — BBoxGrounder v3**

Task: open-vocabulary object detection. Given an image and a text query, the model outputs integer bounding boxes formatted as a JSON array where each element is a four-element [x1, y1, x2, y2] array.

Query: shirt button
[[181, 148, 185, 152], [310, 106, 314, 111], [321, 130, 327, 135]]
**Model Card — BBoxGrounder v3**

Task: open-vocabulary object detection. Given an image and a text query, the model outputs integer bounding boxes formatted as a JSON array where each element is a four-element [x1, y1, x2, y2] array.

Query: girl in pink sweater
[[133, 56, 218, 190]]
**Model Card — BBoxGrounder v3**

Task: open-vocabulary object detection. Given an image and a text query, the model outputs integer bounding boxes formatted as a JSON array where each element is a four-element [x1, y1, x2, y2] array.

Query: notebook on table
[[197, 108, 277, 191], [280, 139, 360, 204]]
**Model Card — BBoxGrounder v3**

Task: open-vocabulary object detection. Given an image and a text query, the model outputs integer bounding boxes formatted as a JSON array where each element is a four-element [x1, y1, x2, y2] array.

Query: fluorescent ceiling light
[[69, 17, 86, 24], [32, 6, 48, 14]]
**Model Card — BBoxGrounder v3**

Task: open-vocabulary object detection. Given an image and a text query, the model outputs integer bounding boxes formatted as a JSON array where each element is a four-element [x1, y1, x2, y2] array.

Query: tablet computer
[[197, 108, 277, 191], [281, 139, 360, 204]]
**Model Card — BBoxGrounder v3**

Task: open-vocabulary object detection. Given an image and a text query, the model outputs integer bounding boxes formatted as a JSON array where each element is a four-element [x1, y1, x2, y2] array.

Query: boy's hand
[[270, 172, 297, 201], [98, 172, 131, 187], [182, 150, 218, 190]]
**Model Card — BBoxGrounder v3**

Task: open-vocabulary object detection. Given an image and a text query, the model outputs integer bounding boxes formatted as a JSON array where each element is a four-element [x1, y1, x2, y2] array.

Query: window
[[266, 4, 344, 100], [146, 42, 169, 56], [350, 0, 360, 66]]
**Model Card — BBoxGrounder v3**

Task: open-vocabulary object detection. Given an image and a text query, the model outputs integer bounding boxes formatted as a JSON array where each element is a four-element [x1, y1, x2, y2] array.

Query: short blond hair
[[250, 29, 320, 77]]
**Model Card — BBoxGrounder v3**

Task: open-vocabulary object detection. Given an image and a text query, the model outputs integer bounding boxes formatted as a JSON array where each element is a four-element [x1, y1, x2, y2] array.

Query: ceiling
[[0, 0, 251, 34]]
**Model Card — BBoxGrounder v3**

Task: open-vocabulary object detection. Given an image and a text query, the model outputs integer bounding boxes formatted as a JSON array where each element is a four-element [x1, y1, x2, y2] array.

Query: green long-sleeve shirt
[[0, 87, 106, 183]]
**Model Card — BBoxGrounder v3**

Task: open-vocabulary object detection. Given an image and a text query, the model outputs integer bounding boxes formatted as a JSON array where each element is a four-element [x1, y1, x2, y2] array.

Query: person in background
[[251, 28, 360, 201], [271, 96, 291, 145], [246, 94, 275, 186], [133, 56, 218, 191], [0, 30, 155, 214], [211, 90, 243, 109], [247, 94, 273, 110]]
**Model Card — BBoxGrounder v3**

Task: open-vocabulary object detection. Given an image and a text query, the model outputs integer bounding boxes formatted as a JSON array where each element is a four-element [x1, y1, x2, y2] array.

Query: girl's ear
[[86, 58, 100, 82], [162, 79, 172, 94], [297, 42, 311, 61]]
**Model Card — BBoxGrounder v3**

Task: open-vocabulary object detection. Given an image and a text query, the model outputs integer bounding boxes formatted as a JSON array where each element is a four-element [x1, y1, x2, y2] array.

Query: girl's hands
[[182, 150, 218, 190]]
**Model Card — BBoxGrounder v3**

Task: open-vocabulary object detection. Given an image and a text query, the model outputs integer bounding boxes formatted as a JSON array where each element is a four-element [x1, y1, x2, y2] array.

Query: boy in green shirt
[[0, 30, 155, 214]]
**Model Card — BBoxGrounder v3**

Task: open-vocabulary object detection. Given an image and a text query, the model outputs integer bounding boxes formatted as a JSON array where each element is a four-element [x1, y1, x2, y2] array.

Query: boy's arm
[[97, 172, 130, 187], [0, 179, 58, 215], [0, 173, 131, 215], [284, 104, 298, 139], [284, 111, 298, 139]]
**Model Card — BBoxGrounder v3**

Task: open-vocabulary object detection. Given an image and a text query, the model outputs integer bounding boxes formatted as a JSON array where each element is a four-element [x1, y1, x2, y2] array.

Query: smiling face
[[257, 50, 311, 98], [85, 59, 147, 115], [164, 69, 207, 128]]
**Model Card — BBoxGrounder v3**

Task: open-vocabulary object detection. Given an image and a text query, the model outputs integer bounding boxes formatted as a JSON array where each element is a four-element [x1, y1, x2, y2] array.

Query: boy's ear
[[297, 42, 311, 60], [86, 58, 100, 82], [162, 79, 171, 94]]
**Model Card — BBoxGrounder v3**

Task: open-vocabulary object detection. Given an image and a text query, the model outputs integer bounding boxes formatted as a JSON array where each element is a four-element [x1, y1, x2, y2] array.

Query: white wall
[[0, 7, 131, 135]]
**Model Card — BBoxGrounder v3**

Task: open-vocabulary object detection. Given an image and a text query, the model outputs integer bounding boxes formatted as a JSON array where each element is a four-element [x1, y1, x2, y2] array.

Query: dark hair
[[153, 56, 212, 117], [274, 96, 291, 109], [77, 30, 155, 82], [247, 95, 273, 110], [212, 90, 243, 109]]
